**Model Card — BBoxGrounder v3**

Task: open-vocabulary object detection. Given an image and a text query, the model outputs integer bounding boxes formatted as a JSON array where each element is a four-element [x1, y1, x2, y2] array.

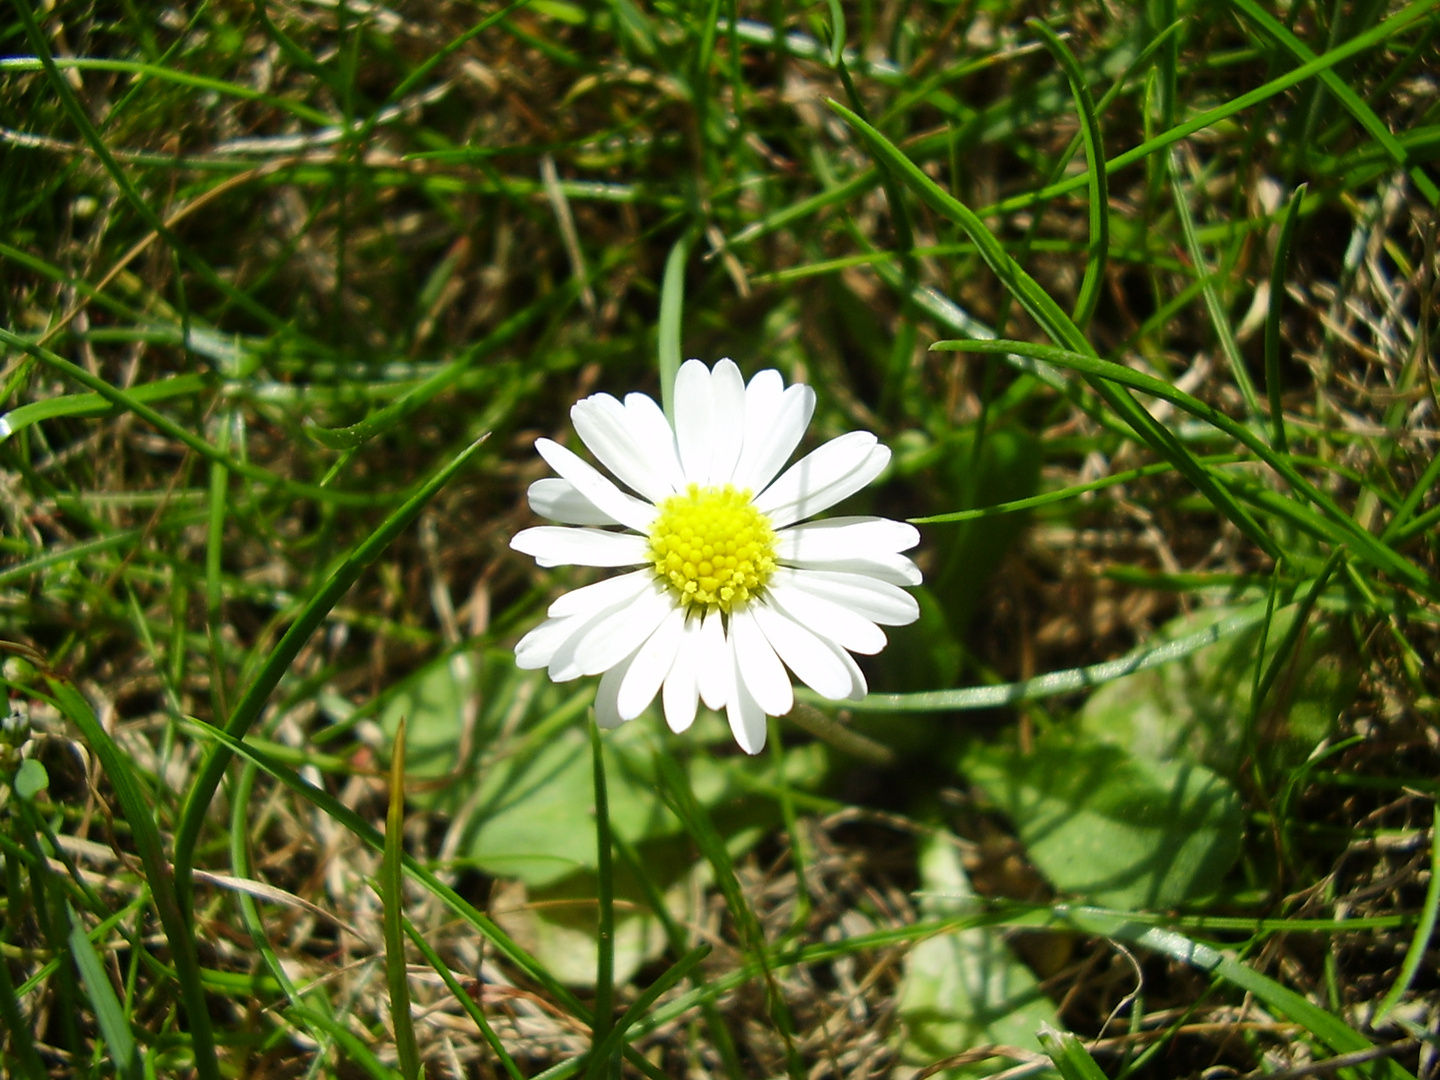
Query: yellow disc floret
[[648, 484, 778, 613]]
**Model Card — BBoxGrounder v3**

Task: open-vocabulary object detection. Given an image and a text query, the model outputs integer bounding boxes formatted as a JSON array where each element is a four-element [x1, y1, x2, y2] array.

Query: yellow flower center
[[648, 484, 777, 613]]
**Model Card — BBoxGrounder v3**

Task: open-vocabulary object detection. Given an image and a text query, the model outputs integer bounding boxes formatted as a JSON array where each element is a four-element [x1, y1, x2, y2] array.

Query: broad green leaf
[[961, 738, 1243, 910], [897, 833, 1059, 1077], [13, 758, 48, 800]]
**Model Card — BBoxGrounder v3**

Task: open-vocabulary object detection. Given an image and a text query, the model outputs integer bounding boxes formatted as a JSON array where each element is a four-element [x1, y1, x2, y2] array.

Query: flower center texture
[[648, 483, 777, 613]]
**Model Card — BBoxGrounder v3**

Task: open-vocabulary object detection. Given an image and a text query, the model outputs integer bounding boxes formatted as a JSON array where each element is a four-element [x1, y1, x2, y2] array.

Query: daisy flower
[[510, 358, 921, 754]]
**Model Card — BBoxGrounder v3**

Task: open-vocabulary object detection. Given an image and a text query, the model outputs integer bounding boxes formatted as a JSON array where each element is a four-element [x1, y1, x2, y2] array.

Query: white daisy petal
[[733, 381, 816, 494], [624, 392, 686, 493], [754, 434, 891, 528], [705, 358, 747, 486], [534, 438, 656, 533], [766, 577, 886, 654], [776, 517, 921, 562], [594, 648, 640, 729], [772, 565, 920, 625], [730, 607, 793, 716], [696, 608, 730, 711], [781, 551, 923, 588], [515, 614, 585, 671], [673, 359, 715, 484], [662, 615, 704, 733], [572, 393, 677, 504], [527, 478, 619, 525], [546, 588, 653, 682], [617, 605, 686, 720], [751, 602, 856, 700], [571, 582, 673, 676], [511, 526, 649, 568], [726, 652, 769, 755], [548, 569, 653, 618]]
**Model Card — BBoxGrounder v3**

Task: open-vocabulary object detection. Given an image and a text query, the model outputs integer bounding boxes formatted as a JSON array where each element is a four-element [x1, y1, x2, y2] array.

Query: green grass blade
[[1229, 0, 1440, 206], [586, 720, 617, 1080], [978, 0, 1440, 218], [658, 227, 696, 421], [0, 328, 383, 507], [1168, 149, 1263, 418], [1063, 910, 1416, 1080], [832, 101, 1279, 558], [1038, 1024, 1109, 1080], [177, 717, 592, 1022], [307, 289, 574, 448], [28, 668, 219, 1080], [0, 373, 209, 442], [1372, 804, 1440, 1024], [850, 595, 1274, 712], [1265, 184, 1307, 453], [591, 944, 712, 1067], [403, 920, 526, 1080], [384, 719, 422, 1080], [285, 1005, 404, 1080], [66, 904, 142, 1080], [0, 933, 47, 1080], [933, 338, 1438, 599], [173, 435, 489, 917], [1027, 18, 1109, 331]]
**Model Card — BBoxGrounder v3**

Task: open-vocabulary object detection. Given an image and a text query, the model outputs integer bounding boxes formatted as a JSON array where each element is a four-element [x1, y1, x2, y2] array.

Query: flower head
[[511, 358, 921, 753]]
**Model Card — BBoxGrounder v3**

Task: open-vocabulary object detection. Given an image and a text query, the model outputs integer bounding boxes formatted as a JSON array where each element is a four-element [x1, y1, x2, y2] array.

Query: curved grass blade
[[67, 904, 142, 1080], [1062, 909, 1417, 1080], [590, 944, 711, 1068], [586, 720, 616, 1080], [849, 596, 1273, 712], [1168, 148, 1262, 418], [1229, 0, 1440, 207], [1038, 1024, 1109, 1080], [24, 666, 220, 1080], [307, 288, 573, 448], [403, 921, 525, 1080], [658, 227, 696, 421], [0, 327, 384, 507], [1026, 19, 1109, 331], [173, 436, 490, 917], [385, 719, 422, 1080], [177, 717, 591, 1022], [933, 339, 1438, 600], [831, 102, 1277, 558], [978, 0, 1440, 218], [0, 372, 209, 442], [1265, 184, 1307, 453], [1372, 804, 1440, 1025]]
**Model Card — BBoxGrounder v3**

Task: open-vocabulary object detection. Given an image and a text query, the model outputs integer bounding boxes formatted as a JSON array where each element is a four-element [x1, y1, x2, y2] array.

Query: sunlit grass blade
[[1230, 0, 1440, 206], [1168, 148, 1262, 418], [1038, 1024, 1109, 1080], [591, 944, 712, 1067], [307, 288, 575, 449], [174, 435, 490, 916], [285, 1005, 404, 1080], [384, 718, 422, 1080], [403, 921, 525, 1080], [1063, 909, 1418, 1080], [1265, 184, 1307, 453], [849, 595, 1274, 712], [932, 338, 1438, 600], [21, 663, 220, 1080], [977, 0, 1440, 218], [1026, 18, 1108, 331], [832, 100, 1278, 558], [177, 717, 591, 1021], [1372, 805, 1440, 1025], [0, 328, 381, 507], [587, 720, 617, 1080], [67, 903, 142, 1080], [658, 227, 696, 421], [0, 372, 209, 442]]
